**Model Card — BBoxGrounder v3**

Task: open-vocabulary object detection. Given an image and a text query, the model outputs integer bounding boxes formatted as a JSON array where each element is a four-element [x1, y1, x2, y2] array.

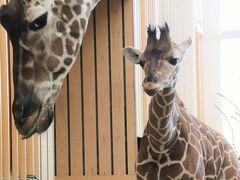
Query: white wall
[[201, 0, 222, 132]]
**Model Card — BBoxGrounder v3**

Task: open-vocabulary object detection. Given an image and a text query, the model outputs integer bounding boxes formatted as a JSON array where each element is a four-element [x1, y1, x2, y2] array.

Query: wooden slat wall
[[0, 1, 41, 180], [0, 1, 11, 179], [55, 0, 137, 179]]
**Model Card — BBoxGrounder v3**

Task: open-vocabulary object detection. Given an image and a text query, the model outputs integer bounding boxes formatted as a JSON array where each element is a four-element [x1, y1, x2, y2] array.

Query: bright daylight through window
[[220, 0, 240, 156]]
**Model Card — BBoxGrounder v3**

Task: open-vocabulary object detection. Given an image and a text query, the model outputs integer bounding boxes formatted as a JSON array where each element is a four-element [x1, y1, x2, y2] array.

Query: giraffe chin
[[144, 88, 161, 96], [20, 104, 54, 139]]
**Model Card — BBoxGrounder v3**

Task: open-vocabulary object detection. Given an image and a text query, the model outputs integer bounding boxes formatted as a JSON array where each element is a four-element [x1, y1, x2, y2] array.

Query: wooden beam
[[95, 0, 111, 175], [55, 175, 136, 180]]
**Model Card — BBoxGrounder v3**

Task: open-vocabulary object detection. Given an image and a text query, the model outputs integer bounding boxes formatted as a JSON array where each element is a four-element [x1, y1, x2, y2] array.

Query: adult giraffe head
[[0, 0, 100, 138]]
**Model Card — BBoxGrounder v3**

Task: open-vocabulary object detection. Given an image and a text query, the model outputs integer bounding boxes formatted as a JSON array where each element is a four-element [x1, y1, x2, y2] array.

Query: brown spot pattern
[[156, 93, 165, 106], [51, 38, 63, 56], [35, 65, 50, 82], [169, 140, 186, 161], [182, 145, 199, 174], [47, 56, 60, 71], [66, 39, 74, 55], [164, 93, 175, 103], [61, 5, 73, 22], [205, 159, 216, 176], [64, 58, 73, 66], [70, 20, 80, 39], [138, 137, 150, 163], [53, 67, 66, 80], [73, 4, 81, 15], [56, 20, 66, 34], [160, 164, 183, 179]]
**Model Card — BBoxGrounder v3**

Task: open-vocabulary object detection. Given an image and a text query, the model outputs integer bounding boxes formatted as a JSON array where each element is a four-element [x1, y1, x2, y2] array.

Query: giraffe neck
[[146, 80, 180, 153]]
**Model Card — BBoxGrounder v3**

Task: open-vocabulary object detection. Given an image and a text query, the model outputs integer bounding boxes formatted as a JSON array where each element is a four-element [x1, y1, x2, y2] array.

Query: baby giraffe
[[123, 23, 240, 180]]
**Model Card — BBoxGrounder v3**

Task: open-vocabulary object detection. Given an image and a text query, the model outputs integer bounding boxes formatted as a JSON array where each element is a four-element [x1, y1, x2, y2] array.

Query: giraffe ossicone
[[123, 23, 240, 179], [0, 0, 100, 139]]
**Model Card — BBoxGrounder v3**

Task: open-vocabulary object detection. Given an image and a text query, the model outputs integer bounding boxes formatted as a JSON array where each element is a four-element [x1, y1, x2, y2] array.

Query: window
[[220, 0, 240, 155]]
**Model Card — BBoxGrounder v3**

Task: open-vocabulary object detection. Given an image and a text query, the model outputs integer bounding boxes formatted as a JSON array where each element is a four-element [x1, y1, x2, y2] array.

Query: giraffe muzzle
[[144, 88, 161, 96], [13, 99, 54, 139]]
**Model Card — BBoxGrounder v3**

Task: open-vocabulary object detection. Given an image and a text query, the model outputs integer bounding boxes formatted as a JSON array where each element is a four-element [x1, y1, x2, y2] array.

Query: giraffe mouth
[[144, 88, 161, 96], [21, 106, 42, 139]]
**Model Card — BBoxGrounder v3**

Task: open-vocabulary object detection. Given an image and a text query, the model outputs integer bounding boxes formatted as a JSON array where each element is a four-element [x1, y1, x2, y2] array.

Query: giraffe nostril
[[13, 102, 24, 121], [146, 74, 157, 83]]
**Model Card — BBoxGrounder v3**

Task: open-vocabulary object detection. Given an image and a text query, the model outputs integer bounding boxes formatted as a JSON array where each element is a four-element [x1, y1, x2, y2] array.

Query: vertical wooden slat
[[0, 26, 3, 180], [41, 131, 49, 180], [95, 0, 111, 175], [109, 0, 126, 174], [69, 54, 83, 175], [34, 135, 40, 177], [82, 15, 97, 176], [195, 30, 205, 122], [140, 0, 150, 127], [55, 80, 69, 175], [9, 42, 19, 179], [18, 138, 27, 179], [123, 0, 137, 175], [26, 138, 34, 176], [48, 123, 55, 180], [0, 2, 11, 177]]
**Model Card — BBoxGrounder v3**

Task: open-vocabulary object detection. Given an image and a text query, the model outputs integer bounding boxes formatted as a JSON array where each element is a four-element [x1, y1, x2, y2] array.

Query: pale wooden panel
[[11, 128, 19, 179], [56, 175, 135, 180], [48, 123, 55, 180], [26, 138, 34, 176], [41, 131, 49, 180], [68, 55, 83, 175], [123, 0, 137, 175], [18, 138, 27, 179], [82, 15, 97, 176], [9, 40, 19, 179], [195, 30, 205, 122], [109, 0, 126, 174], [0, 11, 11, 179], [95, 0, 111, 175], [140, 0, 151, 127], [55, 80, 69, 175], [34, 135, 40, 177], [0, 24, 3, 180]]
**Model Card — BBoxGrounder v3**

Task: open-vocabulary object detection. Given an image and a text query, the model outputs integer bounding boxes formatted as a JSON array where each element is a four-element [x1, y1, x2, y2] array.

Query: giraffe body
[[123, 23, 240, 180], [137, 95, 240, 179]]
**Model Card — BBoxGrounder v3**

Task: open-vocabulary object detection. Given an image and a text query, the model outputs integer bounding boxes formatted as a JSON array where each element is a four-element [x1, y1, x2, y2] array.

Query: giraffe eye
[[29, 12, 48, 31], [168, 58, 179, 66]]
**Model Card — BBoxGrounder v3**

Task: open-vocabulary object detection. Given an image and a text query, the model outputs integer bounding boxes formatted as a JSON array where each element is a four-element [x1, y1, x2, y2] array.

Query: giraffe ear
[[179, 37, 192, 55], [90, 0, 100, 11], [122, 46, 141, 64]]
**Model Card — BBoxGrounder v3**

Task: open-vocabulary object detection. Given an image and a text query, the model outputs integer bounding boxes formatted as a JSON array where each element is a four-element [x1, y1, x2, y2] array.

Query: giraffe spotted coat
[[123, 23, 240, 180], [137, 93, 240, 180]]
